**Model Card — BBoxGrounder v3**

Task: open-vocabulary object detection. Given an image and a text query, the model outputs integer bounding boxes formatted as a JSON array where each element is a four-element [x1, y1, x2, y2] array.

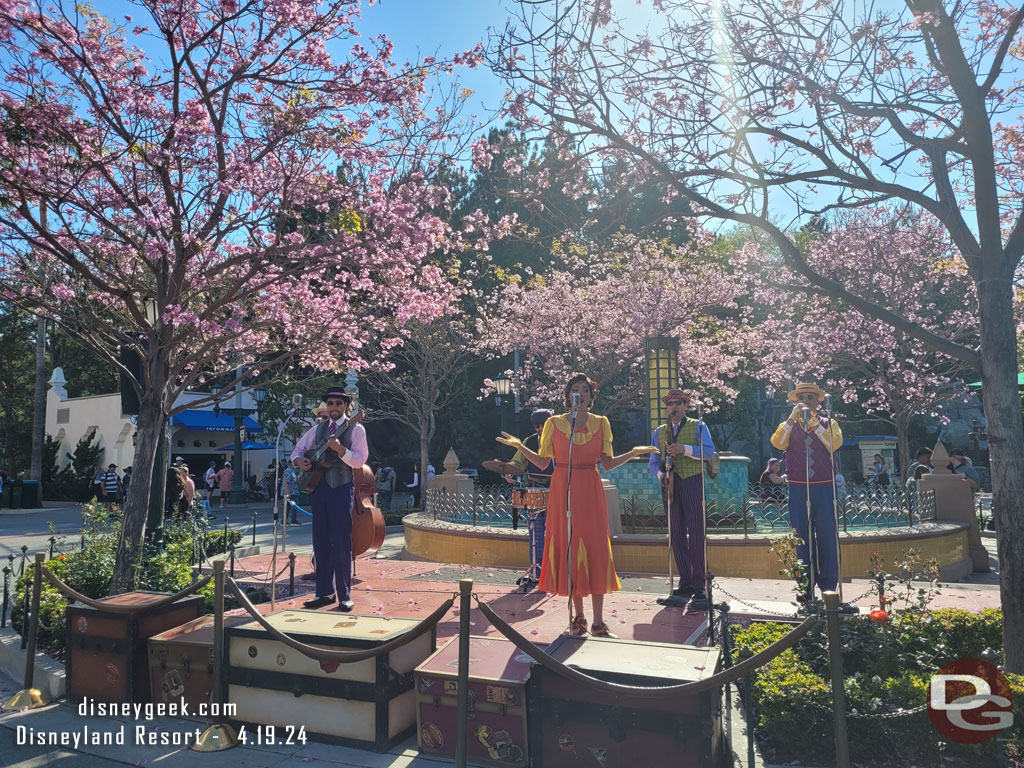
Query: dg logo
[[928, 658, 1014, 744]]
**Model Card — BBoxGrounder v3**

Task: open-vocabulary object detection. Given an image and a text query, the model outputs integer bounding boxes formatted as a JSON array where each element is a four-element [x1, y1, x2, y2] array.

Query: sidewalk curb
[[0, 625, 65, 700]]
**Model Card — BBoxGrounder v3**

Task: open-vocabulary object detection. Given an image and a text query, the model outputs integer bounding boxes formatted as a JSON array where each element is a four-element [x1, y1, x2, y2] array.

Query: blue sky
[[358, 0, 514, 118]]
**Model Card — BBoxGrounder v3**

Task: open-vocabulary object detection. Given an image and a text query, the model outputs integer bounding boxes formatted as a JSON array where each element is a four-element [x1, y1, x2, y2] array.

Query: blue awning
[[171, 409, 264, 433], [217, 440, 275, 451]]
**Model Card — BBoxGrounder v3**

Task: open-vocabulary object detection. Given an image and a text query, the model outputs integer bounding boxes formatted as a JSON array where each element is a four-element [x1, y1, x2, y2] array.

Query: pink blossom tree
[[478, 229, 753, 412], [0, 0, 490, 589], [495, 0, 1024, 669], [747, 208, 978, 477]]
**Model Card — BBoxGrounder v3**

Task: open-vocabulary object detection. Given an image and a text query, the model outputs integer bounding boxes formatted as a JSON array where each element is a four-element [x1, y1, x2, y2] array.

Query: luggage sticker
[[443, 680, 458, 694], [445, 657, 480, 669], [421, 722, 443, 750], [247, 645, 258, 658], [77, 617, 88, 633], [418, 676, 436, 693], [162, 669, 185, 700], [276, 653, 287, 667], [476, 726, 522, 762], [333, 620, 357, 628], [588, 747, 607, 767], [486, 686, 518, 706], [558, 733, 575, 753], [104, 664, 120, 685]]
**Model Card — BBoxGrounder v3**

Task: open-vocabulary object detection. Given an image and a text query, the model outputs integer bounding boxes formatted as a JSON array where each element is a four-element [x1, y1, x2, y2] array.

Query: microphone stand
[[662, 448, 676, 604], [697, 401, 709, 604], [824, 395, 844, 603], [565, 399, 580, 633], [801, 406, 816, 604]]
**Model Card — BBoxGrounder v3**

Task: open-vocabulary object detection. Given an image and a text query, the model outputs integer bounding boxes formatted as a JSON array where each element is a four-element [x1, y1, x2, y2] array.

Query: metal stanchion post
[[193, 560, 238, 751], [229, 544, 235, 578], [720, 601, 732, 753], [288, 553, 296, 597], [20, 545, 27, 576], [5, 553, 47, 709], [455, 578, 473, 768], [738, 647, 754, 768], [251, 510, 257, 547], [823, 591, 852, 768], [20, 582, 29, 649], [48, 537, 55, 560], [706, 572, 716, 645], [1, 565, 10, 628]]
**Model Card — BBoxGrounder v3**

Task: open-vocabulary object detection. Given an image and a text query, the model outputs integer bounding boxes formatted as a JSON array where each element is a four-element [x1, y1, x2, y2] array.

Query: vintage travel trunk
[[528, 636, 723, 768], [148, 613, 256, 709], [415, 635, 532, 767], [226, 609, 436, 751], [66, 591, 205, 704]]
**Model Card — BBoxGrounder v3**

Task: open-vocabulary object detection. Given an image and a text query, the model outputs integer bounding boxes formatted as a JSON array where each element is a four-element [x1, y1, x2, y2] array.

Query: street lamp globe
[[493, 374, 512, 398]]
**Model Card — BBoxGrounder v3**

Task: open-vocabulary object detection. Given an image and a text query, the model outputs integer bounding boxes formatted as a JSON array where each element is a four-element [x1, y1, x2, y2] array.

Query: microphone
[[801, 405, 810, 425], [571, 392, 581, 411], [292, 393, 302, 408]]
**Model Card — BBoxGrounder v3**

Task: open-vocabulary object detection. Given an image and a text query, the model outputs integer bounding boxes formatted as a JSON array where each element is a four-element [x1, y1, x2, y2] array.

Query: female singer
[[498, 372, 658, 637]]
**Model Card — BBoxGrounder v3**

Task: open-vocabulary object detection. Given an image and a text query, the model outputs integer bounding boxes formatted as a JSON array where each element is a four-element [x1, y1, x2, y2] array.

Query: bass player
[[290, 386, 368, 611]]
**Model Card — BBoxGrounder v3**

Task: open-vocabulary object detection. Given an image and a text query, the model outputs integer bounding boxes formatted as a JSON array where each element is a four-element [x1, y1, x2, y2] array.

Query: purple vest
[[784, 420, 838, 485]]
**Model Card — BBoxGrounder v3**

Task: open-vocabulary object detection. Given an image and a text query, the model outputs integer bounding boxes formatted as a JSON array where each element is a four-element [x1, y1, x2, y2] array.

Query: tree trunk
[[29, 316, 45, 483], [977, 277, 1024, 673], [110, 395, 163, 593], [419, 412, 434, 511]]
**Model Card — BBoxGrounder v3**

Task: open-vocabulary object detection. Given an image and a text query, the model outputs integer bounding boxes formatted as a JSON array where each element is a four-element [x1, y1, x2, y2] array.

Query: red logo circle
[[928, 658, 1013, 744]]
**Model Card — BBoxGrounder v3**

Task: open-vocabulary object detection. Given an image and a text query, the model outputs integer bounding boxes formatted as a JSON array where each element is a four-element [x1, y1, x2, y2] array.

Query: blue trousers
[[311, 482, 354, 602], [788, 483, 839, 594], [669, 474, 706, 590], [527, 510, 546, 577]]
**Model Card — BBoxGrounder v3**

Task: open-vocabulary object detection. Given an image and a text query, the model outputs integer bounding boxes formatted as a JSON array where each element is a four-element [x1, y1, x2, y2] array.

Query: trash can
[[10, 480, 22, 509], [20, 480, 41, 508]]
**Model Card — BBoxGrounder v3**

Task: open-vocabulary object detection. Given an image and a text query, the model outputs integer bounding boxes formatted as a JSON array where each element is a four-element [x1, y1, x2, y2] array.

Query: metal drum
[[522, 488, 548, 511]]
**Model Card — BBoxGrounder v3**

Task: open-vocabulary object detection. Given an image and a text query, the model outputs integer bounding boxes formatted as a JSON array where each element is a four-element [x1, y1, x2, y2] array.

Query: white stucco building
[[45, 368, 283, 478]]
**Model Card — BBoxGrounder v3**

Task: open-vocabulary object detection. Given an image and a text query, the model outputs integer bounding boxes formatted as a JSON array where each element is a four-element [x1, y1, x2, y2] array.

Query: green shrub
[[11, 503, 245, 658], [732, 612, 1018, 766]]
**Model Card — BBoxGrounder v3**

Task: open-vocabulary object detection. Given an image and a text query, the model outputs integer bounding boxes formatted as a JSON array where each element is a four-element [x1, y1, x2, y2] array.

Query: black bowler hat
[[322, 385, 353, 404]]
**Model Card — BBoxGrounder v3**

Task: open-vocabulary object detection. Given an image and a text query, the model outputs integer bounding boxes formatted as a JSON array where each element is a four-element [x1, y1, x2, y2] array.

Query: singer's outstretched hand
[[495, 432, 523, 450], [788, 404, 803, 423], [631, 446, 660, 456]]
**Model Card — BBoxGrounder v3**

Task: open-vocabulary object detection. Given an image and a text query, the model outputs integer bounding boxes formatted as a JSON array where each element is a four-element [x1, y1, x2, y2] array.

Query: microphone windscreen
[[292, 393, 303, 407], [571, 392, 581, 406]]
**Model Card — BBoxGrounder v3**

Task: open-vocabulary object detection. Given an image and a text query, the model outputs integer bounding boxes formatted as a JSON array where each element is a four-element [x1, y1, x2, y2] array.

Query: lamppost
[[493, 373, 513, 439], [212, 380, 264, 505]]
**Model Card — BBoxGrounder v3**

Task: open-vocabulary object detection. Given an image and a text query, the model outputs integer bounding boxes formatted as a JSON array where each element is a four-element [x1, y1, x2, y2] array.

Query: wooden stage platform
[[206, 551, 710, 646]]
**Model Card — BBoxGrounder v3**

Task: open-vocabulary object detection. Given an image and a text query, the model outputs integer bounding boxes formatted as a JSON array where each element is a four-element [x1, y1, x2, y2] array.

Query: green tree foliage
[[0, 302, 33, 476]]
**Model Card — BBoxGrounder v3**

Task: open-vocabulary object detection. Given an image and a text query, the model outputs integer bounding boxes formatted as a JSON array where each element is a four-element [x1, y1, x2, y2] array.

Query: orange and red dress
[[537, 413, 621, 597]]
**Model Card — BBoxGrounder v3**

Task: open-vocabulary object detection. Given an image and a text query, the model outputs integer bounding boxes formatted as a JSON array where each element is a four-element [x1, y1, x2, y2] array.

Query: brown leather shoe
[[570, 615, 588, 636]]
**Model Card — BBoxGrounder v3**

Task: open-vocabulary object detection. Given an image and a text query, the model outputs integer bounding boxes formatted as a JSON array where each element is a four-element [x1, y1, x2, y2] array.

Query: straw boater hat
[[312, 401, 329, 417], [787, 382, 828, 402]]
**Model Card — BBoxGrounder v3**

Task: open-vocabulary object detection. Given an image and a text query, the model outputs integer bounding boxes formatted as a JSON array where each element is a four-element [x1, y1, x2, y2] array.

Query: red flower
[[869, 609, 889, 624]]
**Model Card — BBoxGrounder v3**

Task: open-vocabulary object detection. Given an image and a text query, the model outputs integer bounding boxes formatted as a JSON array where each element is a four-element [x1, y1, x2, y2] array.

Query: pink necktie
[[329, 421, 337, 436]]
